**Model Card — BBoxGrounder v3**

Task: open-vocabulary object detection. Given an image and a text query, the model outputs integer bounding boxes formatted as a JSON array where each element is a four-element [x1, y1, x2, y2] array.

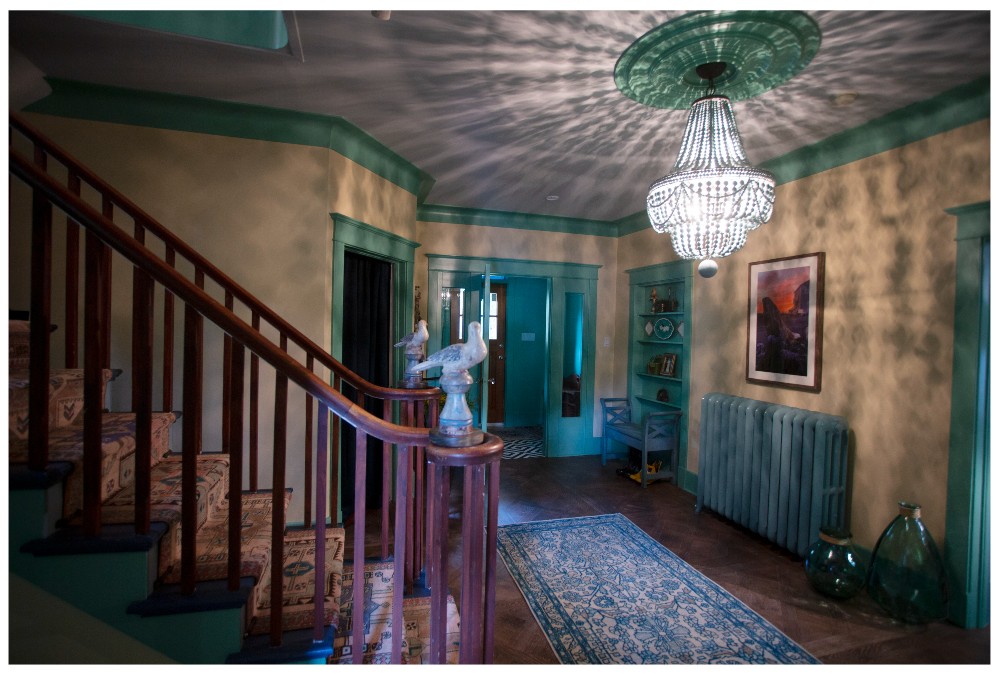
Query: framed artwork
[[746, 252, 825, 392], [660, 353, 678, 378]]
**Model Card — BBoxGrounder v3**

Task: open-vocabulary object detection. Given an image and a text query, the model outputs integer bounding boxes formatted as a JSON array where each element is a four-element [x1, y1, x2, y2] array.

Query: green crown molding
[[763, 75, 990, 185], [612, 212, 654, 238], [23, 78, 435, 202], [426, 254, 601, 280], [23, 73, 987, 238], [70, 11, 289, 50], [331, 212, 421, 257], [615, 10, 821, 109], [417, 204, 616, 237]]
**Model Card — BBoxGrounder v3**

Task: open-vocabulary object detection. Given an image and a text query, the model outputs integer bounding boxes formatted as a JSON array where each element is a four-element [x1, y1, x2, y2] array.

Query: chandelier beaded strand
[[645, 62, 775, 273]]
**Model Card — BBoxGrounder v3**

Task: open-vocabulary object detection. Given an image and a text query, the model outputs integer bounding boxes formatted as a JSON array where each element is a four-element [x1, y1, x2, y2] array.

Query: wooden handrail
[[10, 112, 435, 405]]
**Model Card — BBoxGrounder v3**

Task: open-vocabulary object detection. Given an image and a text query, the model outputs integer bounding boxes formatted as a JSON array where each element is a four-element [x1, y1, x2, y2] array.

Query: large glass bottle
[[804, 527, 866, 599], [867, 501, 947, 623]]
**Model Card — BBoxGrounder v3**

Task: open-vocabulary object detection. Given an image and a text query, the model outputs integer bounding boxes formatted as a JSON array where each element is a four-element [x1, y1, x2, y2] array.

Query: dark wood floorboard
[[444, 455, 990, 665]]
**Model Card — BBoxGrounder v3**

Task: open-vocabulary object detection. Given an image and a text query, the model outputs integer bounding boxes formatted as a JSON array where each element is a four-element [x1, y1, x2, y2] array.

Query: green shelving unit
[[625, 260, 693, 491]]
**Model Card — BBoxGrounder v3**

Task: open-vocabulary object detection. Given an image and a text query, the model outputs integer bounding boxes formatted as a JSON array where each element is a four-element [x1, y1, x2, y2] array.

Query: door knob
[[488, 378, 496, 385]]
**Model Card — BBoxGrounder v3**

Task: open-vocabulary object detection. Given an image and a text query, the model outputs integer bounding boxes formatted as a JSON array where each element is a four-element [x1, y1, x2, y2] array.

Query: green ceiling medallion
[[615, 10, 821, 109]]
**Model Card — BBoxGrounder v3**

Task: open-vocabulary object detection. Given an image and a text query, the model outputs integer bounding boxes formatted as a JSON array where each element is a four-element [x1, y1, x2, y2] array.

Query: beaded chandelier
[[646, 63, 775, 272]]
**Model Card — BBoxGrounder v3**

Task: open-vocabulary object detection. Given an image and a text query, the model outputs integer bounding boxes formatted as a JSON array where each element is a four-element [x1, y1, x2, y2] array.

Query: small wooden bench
[[600, 397, 680, 488]]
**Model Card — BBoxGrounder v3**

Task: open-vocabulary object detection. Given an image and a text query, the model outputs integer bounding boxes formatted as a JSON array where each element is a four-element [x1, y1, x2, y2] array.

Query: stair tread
[[8, 411, 178, 462], [8, 411, 178, 517], [95, 452, 231, 578]]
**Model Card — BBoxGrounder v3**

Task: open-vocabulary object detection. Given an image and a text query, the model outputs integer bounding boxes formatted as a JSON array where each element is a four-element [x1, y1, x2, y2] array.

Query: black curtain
[[341, 250, 393, 520]]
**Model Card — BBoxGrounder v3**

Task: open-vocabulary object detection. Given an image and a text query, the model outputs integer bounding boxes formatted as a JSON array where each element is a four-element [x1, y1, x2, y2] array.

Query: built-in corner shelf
[[625, 260, 693, 489]]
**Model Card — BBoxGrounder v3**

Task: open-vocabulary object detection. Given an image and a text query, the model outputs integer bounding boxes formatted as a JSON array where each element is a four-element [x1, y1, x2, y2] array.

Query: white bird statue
[[394, 319, 429, 353], [411, 321, 487, 374]]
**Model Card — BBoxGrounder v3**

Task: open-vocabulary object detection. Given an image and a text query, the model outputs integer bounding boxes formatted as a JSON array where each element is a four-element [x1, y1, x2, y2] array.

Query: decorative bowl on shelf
[[653, 317, 674, 340]]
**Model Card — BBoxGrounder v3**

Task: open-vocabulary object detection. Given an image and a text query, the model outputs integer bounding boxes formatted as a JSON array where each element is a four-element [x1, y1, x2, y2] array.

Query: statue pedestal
[[429, 369, 484, 447], [398, 350, 428, 389]]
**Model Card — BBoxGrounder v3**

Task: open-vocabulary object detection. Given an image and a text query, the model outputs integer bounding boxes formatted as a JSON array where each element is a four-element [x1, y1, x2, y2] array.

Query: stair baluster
[[131, 222, 155, 535]]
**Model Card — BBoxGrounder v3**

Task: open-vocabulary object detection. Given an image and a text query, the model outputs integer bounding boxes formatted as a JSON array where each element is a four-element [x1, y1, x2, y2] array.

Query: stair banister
[[11, 113, 438, 403], [11, 147, 432, 444], [11, 114, 503, 662], [14, 112, 438, 547]]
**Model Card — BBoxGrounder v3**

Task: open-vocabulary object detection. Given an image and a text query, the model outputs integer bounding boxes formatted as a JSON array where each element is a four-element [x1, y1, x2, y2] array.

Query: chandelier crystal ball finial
[[647, 93, 775, 264]]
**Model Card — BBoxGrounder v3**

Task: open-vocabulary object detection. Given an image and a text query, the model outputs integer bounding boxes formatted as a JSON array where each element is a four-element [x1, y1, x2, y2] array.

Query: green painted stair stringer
[[9, 486, 247, 663]]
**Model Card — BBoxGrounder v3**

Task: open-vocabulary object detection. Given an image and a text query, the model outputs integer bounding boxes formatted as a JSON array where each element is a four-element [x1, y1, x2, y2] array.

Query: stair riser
[[8, 368, 114, 441], [9, 412, 177, 521]]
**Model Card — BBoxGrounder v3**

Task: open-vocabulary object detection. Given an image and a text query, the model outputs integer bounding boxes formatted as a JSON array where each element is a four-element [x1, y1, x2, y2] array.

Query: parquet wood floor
[[445, 455, 990, 665]]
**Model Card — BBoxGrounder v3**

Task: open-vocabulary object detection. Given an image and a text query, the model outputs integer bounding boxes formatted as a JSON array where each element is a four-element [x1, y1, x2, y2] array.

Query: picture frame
[[746, 252, 825, 392], [660, 353, 678, 378]]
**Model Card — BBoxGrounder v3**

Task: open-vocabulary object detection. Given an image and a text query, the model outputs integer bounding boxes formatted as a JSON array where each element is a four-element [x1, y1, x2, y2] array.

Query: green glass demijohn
[[804, 527, 866, 599], [867, 501, 947, 623]]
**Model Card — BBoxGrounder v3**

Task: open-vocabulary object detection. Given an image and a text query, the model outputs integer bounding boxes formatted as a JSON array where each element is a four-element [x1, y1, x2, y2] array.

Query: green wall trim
[[70, 10, 289, 50], [762, 75, 990, 185], [943, 200, 990, 629], [417, 204, 616, 237], [614, 211, 654, 237], [331, 215, 418, 525], [331, 213, 421, 257], [24, 78, 435, 201], [426, 254, 601, 280], [947, 202, 991, 240], [678, 469, 698, 495], [625, 259, 693, 280]]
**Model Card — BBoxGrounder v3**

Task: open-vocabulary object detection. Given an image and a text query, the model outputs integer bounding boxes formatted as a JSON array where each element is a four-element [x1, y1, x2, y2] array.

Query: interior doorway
[[486, 283, 507, 425], [340, 249, 393, 520]]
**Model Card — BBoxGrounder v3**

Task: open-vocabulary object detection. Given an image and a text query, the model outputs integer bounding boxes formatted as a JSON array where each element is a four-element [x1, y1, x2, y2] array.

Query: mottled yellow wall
[[414, 221, 621, 436], [619, 120, 989, 548], [326, 153, 418, 242]]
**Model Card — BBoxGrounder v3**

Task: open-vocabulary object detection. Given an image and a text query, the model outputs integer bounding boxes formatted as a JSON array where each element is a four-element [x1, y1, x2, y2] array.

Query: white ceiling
[[7, 8, 992, 223]]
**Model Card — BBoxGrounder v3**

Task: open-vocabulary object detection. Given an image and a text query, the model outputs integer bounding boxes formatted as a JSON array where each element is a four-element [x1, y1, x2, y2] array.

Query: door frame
[[331, 213, 419, 524], [331, 214, 419, 376], [943, 201, 990, 628], [425, 254, 600, 453], [486, 282, 508, 425]]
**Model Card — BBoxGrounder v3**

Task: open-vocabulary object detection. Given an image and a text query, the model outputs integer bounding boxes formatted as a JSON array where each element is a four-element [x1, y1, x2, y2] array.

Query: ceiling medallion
[[614, 10, 821, 109]]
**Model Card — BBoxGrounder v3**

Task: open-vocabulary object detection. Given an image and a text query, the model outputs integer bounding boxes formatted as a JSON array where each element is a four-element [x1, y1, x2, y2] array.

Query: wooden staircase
[[8, 111, 500, 663]]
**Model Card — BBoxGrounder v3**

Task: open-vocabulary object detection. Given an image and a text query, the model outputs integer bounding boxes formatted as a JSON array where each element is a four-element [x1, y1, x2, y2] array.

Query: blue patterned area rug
[[497, 513, 819, 664]]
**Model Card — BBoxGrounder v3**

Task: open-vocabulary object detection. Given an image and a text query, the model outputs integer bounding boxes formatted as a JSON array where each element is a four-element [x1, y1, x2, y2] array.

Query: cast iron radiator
[[696, 393, 850, 557]]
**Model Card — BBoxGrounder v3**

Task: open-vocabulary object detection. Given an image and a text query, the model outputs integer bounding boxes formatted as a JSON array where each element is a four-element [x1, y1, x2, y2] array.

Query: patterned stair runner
[[9, 319, 452, 655], [8, 411, 178, 518], [330, 561, 460, 664], [247, 525, 346, 635], [8, 368, 116, 441]]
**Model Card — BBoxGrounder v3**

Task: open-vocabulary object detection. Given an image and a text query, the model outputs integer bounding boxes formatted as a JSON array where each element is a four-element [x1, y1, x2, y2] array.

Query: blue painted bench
[[600, 397, 680, 488]]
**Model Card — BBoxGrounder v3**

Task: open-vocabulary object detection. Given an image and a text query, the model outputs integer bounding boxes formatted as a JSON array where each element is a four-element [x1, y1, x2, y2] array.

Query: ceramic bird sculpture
[[394, 319, 429, 353], [410, 321, 487, 375]]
